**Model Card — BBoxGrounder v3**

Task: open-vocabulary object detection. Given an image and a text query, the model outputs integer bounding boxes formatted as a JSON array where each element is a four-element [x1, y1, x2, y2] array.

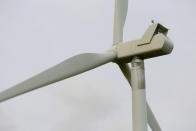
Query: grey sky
[[0, 0, 196, 130]]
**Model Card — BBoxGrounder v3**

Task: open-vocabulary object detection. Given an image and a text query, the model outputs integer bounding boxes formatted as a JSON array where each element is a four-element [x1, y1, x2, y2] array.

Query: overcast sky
[[0, 0, 196, 131]]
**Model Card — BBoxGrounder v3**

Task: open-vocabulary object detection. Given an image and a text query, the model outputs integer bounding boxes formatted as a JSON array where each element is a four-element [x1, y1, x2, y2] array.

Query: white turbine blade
[[147, 104, 162, 131], [118, 63, 161, 131], [113, 0, 128, 45], [0, 52, 117, 102]]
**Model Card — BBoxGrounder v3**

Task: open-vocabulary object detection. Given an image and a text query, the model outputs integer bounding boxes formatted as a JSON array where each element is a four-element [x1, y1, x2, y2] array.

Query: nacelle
[[117, 23, 174, 63]]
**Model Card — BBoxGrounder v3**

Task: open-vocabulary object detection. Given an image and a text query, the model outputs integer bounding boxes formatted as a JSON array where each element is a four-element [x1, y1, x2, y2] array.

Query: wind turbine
[[0, 0, 173, 131]]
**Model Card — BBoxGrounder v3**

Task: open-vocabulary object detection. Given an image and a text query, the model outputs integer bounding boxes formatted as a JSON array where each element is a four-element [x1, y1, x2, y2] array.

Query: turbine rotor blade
[[113, 0, 128, 45], [0, 52, 117, 102]]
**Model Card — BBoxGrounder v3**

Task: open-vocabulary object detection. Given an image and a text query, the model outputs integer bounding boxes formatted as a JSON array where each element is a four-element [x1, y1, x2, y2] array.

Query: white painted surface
[[0, 0, 195, 131]]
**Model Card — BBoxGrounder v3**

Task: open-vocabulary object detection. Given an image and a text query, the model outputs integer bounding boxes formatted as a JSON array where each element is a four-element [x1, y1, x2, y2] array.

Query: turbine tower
[[0, 0, 173, 131]]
